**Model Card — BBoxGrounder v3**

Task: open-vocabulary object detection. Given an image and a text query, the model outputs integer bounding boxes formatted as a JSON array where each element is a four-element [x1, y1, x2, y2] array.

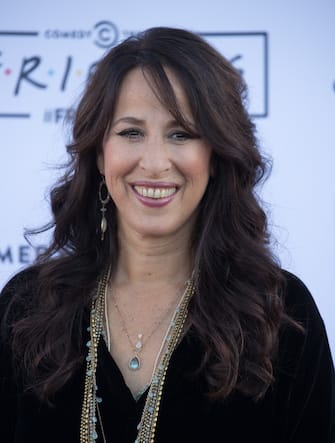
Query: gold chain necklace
[[80, 268, 195, 443], [112, 293, 180, 371], [80, 268, 109, 443]]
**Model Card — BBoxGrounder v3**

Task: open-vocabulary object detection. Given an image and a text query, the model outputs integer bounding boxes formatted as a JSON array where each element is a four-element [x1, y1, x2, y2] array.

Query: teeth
[[154, 188, 160, 198], [148, 188, 154, 197], [134, 186, 177, 199]]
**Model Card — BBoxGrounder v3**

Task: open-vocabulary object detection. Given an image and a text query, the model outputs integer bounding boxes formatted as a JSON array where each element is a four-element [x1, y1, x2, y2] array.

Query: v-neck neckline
[[98, 339, 149, 409], [96, 328, 194, 409]]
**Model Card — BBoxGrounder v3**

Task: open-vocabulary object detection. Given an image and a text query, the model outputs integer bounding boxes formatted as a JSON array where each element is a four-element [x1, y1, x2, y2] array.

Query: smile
[[133, 186, 177, 199]]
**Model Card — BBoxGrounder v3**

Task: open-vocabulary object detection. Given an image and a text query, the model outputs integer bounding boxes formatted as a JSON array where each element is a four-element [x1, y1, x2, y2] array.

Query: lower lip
[[132, 188, 177, 208]]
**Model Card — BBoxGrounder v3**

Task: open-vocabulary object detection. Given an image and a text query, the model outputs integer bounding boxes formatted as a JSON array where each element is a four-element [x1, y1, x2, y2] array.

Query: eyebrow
[[112, 116, 145, 126], [111, 116, 194, 129]]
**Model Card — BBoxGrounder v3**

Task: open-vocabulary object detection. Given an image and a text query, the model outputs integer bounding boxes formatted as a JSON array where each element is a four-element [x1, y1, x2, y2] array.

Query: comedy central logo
[[93, 21, 119, 48], [44, 21, 120, 49]]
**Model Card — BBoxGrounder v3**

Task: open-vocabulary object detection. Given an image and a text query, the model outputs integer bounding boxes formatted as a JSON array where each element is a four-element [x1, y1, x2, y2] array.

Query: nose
[[139, 136, 171, 175]]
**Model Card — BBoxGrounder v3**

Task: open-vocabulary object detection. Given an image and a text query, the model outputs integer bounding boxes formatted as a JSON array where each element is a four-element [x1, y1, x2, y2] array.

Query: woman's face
[[97, 67, 211, 241]]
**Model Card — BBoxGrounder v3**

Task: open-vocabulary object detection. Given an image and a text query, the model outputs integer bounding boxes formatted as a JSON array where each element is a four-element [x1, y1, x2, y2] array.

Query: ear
[[96, 151, 105, 175]]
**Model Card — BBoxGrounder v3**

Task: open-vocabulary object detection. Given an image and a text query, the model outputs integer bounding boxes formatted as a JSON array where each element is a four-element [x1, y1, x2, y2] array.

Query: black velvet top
[[0, 270, 334, 443]]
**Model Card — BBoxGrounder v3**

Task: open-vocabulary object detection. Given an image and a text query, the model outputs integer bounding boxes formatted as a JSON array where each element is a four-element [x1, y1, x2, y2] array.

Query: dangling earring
[[99, 176, 110, 241]]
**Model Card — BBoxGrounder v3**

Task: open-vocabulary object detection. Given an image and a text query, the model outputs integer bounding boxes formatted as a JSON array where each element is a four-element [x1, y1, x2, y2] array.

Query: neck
[[113, 227, 193, 289]]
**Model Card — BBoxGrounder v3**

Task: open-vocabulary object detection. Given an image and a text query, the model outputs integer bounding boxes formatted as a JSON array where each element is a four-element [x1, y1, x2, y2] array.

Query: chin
[[128, 219, 187, 239], [136, 226, 177, 239], [118, 213, 195, 241]]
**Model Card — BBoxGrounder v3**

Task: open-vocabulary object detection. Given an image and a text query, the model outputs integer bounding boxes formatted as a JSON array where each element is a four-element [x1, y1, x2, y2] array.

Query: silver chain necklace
[[112, 293, 178, 371]]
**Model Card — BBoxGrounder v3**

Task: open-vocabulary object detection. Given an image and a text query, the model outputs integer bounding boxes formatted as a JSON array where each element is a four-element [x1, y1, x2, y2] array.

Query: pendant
[[129, 356, 141, 370], [135, 333, 143, 350]]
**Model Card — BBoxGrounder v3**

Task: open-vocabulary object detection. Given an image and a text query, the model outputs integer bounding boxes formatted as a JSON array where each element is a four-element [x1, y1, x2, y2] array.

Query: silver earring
[[99, 176, 110, 241]]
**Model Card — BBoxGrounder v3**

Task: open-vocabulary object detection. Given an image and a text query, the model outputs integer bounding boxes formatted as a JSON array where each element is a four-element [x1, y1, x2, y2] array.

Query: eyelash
[[116, 128, 197, 142], [169, 131, 194, 141], [117, 128, 143, 139]]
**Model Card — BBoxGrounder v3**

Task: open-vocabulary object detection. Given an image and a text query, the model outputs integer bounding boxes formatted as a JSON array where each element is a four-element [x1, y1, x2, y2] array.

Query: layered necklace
[[80, 268, 195, 443], [107, 289, 181, 372]]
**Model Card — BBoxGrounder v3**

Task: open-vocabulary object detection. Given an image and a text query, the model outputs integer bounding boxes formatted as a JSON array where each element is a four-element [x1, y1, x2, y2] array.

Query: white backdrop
[[1, 0, 334, 357]]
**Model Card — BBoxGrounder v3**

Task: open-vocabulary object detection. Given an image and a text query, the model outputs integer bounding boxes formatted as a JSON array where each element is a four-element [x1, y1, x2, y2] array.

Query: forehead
[[115, 67, 190, 115]]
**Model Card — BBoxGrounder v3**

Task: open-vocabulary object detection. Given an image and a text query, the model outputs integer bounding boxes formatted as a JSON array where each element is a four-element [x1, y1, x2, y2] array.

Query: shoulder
[[278, 270, 333, 374], [277, 270, 334, 381], [1, 266, 39, 302], [281, 270, 314, 305], [280, 270, 325, 329], [0, 266, 40, 328]]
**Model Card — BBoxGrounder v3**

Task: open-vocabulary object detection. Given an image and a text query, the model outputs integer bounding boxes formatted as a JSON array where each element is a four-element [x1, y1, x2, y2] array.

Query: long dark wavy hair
[[2, 27, 294, 402]]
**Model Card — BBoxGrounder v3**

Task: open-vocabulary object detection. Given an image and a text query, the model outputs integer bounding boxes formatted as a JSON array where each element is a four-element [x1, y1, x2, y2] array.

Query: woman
[[0, 27, 334, 443]]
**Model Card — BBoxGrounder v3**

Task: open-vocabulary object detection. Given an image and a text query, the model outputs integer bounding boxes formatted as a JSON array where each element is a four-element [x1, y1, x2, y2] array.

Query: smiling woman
[[0, 27, 334, 443]]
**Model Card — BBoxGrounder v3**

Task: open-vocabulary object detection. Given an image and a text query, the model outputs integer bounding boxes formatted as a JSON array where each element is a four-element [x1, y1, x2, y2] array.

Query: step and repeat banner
[[1, 1, 334, 355]]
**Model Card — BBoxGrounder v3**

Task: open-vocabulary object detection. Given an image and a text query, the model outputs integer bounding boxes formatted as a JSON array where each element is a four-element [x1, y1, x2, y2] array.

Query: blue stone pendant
[[129, 356, 141, 370]]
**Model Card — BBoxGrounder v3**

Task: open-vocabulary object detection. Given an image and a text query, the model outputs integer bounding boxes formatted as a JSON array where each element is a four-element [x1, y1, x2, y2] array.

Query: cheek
[[102, 152, 138, 201], [102, 145, 134, 177], [182, 150, 211, 183]]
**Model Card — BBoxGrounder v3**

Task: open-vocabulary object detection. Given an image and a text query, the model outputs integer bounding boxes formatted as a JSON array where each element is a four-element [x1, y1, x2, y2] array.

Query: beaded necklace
[[80, 268, 195, 443]]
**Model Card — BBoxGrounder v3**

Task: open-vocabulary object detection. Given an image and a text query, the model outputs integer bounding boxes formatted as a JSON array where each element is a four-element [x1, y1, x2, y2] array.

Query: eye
[[169, 131, 194, 142], [117, 128, 143, 140]]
